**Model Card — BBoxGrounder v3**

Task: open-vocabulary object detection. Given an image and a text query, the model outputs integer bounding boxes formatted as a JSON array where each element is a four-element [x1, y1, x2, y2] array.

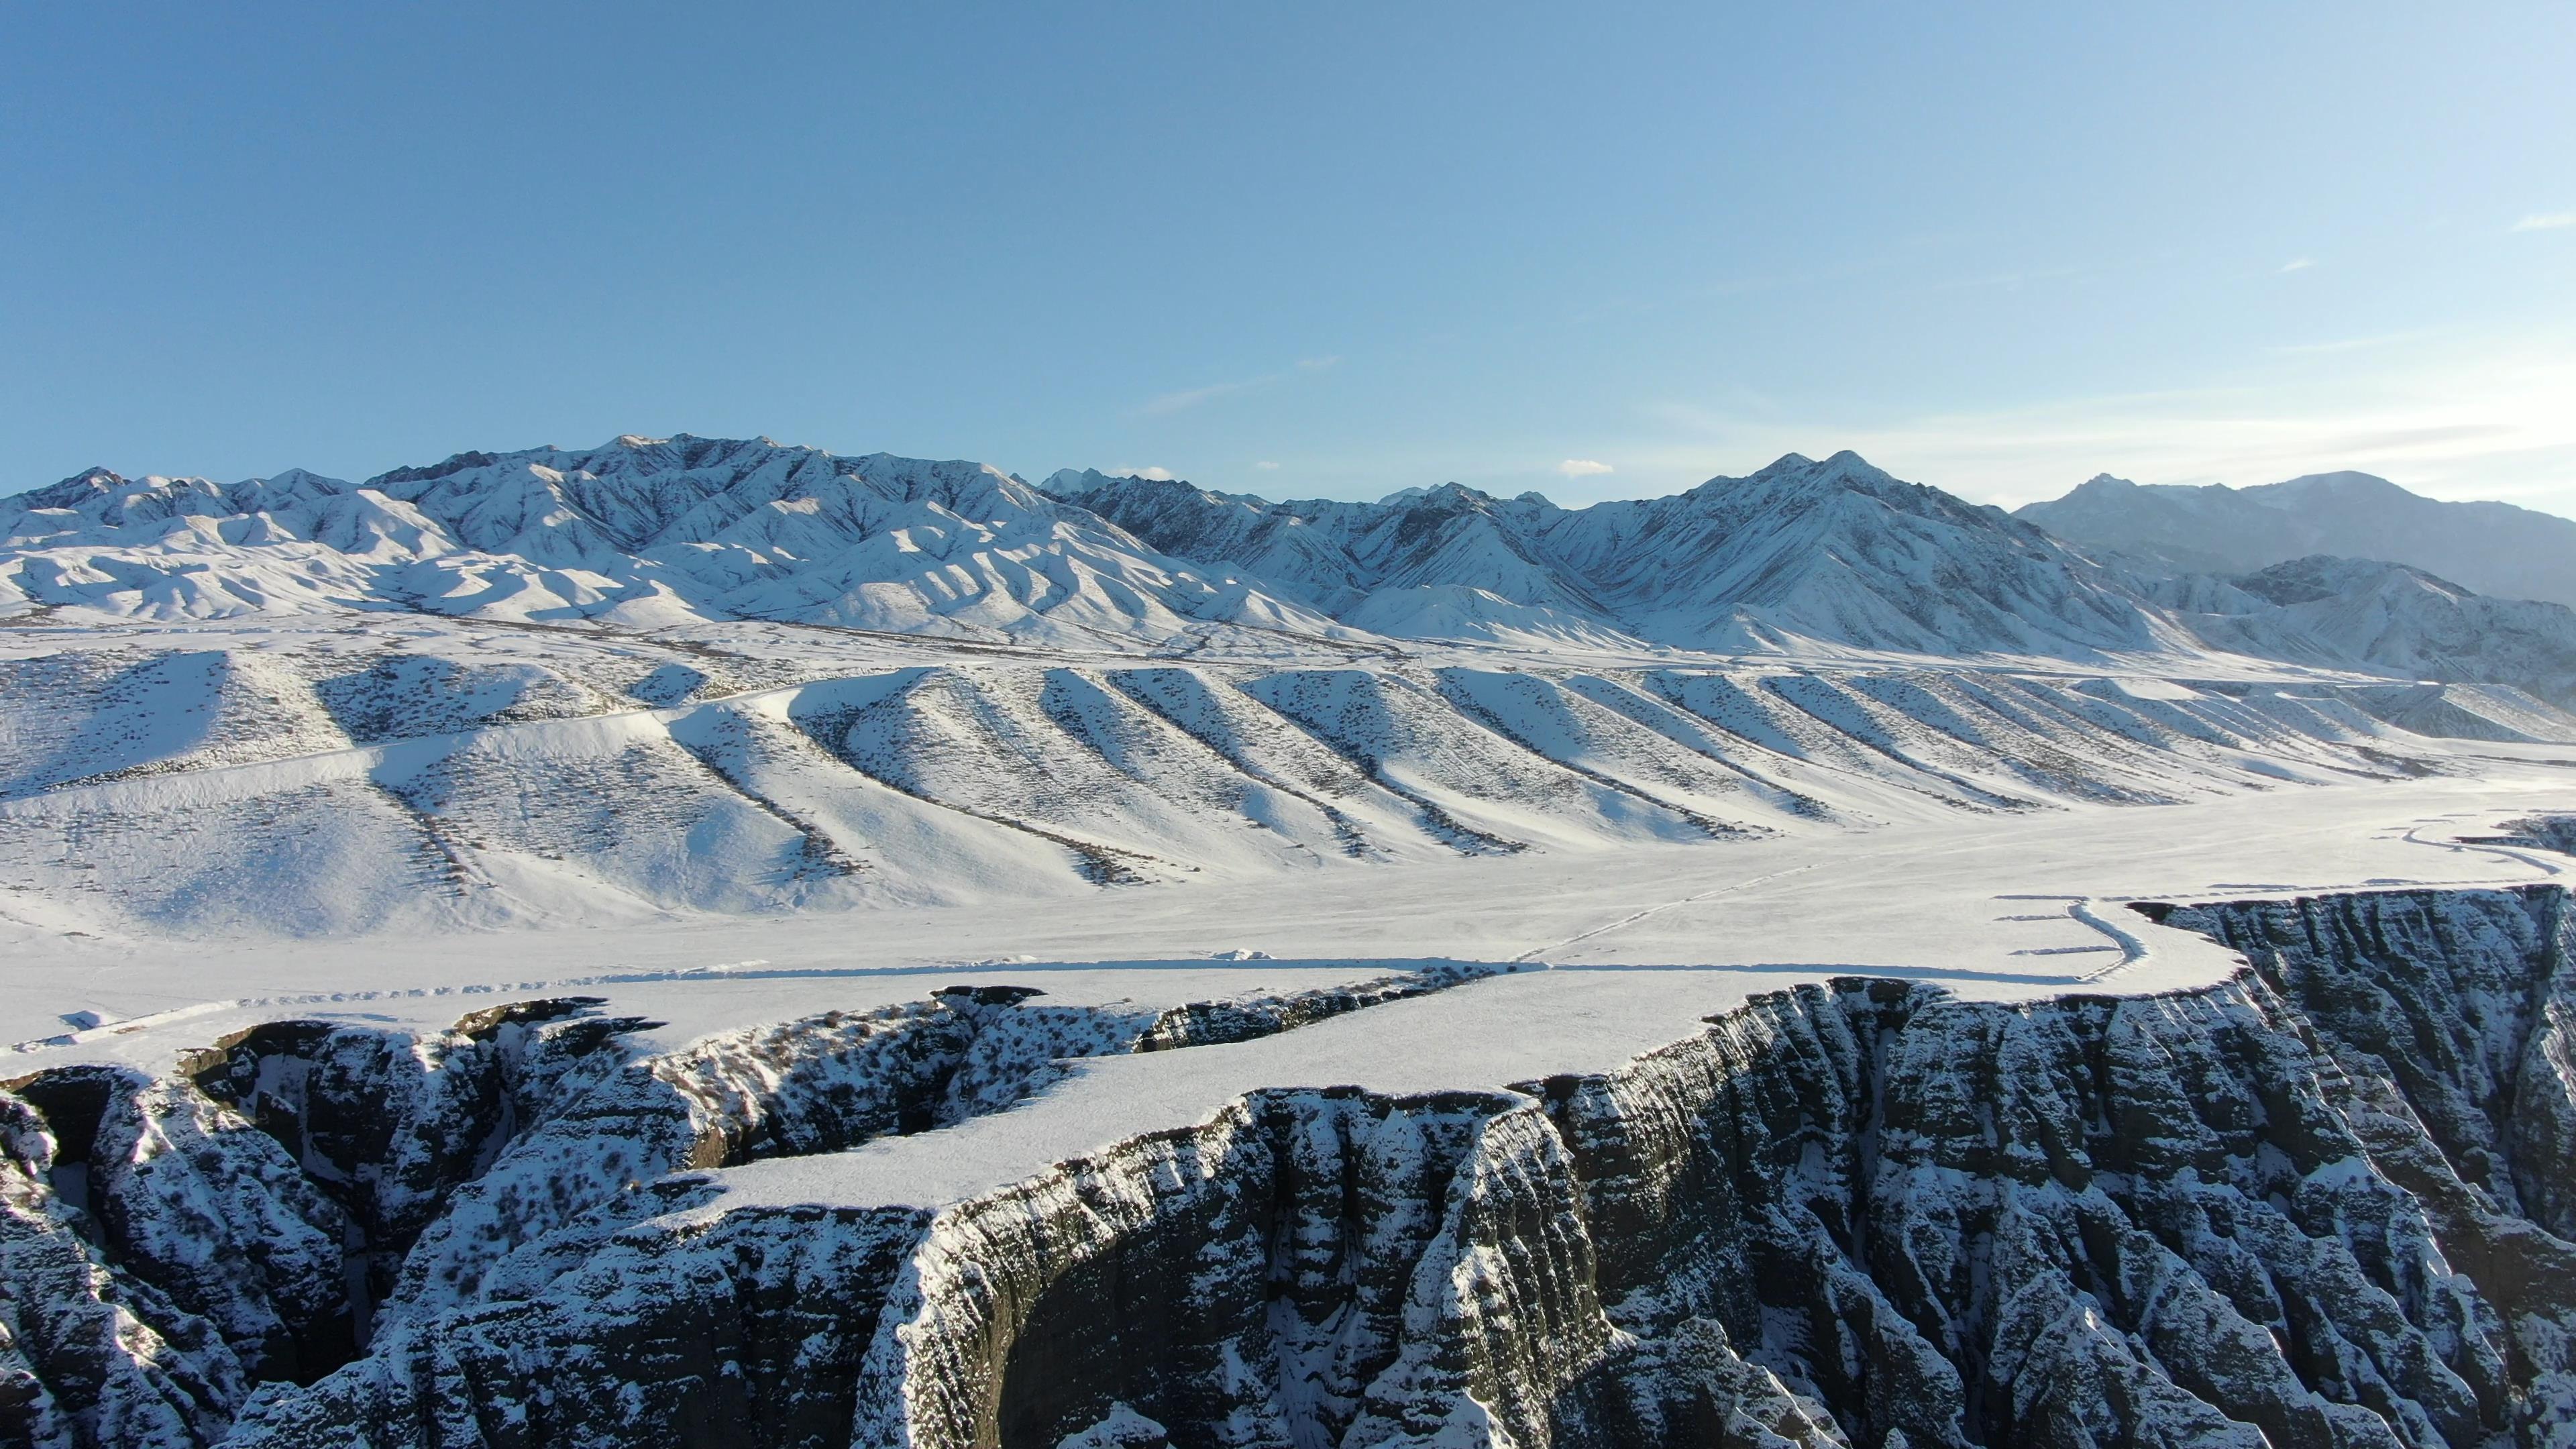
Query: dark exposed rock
[[5, 896, 2575, 1446], [0, 967, 1503, 1445], [226, 1193, 930, 1449]]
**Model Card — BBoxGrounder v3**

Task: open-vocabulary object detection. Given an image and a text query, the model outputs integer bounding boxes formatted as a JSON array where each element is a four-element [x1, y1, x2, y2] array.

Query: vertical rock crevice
[[850, 896, 2576, 1449], [0, 967, 1511, 1446], [8, 889, 2576, 1446]]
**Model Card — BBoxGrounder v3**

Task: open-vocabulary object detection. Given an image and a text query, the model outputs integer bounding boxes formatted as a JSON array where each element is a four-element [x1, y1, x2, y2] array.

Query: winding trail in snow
[[2402, 820, 2565, 877], [1994, 893, 2150, 981]]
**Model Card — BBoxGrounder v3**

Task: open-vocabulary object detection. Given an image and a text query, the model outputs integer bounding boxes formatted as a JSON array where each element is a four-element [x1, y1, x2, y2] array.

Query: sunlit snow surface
[[9, 611, 2576, 1211], [19, 439, 2576, 1444]]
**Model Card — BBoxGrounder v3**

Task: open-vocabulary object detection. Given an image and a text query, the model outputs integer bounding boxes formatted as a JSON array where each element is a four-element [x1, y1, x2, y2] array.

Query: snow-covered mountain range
[[2169, 555, 2576, 701], [0, 437, 1347, 647], [9, 431, 2576, 947], [1052, 452, 2576, 700], [1049, 451, 2161, 656], [11, 439, 2161, 657], [13, 435, 2576, 1447], [2018, 469, 2576, 609], [15, 434, 2576, 704]]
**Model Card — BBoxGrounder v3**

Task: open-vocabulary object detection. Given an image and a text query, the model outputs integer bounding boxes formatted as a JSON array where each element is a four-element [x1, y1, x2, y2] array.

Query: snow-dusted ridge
[[2021, 468, 2576, 610], [6, 612, 2570, 945], [1049, 451, 2167, 659], [15, 436, 2576, 698], [0, 437, 1356, 648]]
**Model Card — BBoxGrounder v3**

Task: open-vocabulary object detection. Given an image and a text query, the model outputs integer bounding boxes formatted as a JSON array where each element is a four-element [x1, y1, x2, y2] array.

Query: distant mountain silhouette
[[2018, 470, 2576, 608]]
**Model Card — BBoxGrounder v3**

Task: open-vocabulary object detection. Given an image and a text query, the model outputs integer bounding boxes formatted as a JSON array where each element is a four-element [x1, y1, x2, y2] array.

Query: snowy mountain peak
[[5, 467, 262, 536], [1674, 451, 2019, 543], [2021, 466, 2576, 609], [1732, 447, 1883, 480], [14, 433, 2576, 698], [2233, 553, 2472, 606], [2264, 469, 2410, 505], [11, 464, 225, 513], [1373, 481, 1499, 508], [2070, 472, 2143, 492], [1040, 466, 1230, 498], [1405, 482, 1493, 510], [1711, 449, 1907, 496], [23, 465, 130, 505], [0, 436, 1358, 643]]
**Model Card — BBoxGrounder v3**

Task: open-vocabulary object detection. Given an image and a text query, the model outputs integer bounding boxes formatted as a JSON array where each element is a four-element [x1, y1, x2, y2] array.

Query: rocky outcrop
[[0, 967, 1504, 1446], [840, 943, 2575, 1449], [5, 893, 2575, 1446], [2, 1087, 250, 1446], [225, 1191, 931, 1449], [2158, 888, 2576, 1439]]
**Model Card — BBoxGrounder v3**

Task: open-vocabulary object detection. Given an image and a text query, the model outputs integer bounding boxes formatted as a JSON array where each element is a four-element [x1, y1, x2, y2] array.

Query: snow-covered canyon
[[9, 433, 2576, 1445], [7, 876, 2576, 1447]]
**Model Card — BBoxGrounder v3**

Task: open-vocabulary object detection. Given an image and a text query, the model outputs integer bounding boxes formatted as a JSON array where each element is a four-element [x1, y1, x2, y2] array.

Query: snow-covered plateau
[[7, 435, 2576, 1446]]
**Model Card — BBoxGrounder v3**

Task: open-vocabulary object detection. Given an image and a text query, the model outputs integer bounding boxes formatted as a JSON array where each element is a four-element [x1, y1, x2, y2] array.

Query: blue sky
[[5, 3, 2571, 513]]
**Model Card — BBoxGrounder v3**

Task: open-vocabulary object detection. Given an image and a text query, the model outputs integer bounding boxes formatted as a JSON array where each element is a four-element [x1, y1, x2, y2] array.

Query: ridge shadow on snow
[[0, 653, 2530, 939]]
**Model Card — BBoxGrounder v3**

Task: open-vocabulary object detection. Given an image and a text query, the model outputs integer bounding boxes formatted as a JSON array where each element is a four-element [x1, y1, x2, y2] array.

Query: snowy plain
[[13, 733, 2576, 1214], [12, 431, 2576, 1216]]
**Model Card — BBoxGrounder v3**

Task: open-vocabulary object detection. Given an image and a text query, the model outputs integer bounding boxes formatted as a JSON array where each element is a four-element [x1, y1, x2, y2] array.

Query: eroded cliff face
[[839, 906, 2576, 1449], [0, 967, 1498, 1446], [4, 893, 2574, 1448]]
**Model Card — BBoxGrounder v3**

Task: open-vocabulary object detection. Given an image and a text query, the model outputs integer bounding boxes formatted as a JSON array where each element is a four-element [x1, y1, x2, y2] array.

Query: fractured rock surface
[[3, 892, 2574, 1446]]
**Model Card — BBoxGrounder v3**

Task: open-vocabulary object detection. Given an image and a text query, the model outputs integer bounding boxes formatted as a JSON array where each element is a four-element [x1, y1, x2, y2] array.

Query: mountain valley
[[7, 436, 2576, 1448]]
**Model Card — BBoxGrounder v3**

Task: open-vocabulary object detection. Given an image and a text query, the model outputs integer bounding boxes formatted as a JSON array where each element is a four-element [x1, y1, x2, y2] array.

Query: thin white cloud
[[1138, 355, 1342, 417], [2279, 258, 2315, 273], [2513, 211, 2576, 232], [1110, 466, 1176, 481], [1556, 458, 1614, 478], [1254, 460, 1280, 470], [1140, 378, 1273, 417], [2268, 331, 2418, 356]]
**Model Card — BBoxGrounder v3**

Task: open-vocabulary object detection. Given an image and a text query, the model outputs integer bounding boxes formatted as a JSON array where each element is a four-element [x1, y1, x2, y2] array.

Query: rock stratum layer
[[5, 890, 2575, 1447]]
